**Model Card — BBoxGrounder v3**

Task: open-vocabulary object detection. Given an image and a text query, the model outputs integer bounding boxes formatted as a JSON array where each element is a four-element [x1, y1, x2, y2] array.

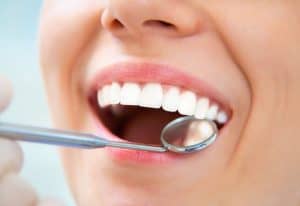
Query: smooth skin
[[0, 77, 63, 206], [6, 0, 300, 206]]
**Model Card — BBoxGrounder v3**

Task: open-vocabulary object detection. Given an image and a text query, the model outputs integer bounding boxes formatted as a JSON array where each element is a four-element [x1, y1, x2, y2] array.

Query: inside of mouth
[[95, 104, 223, 145], [98, 105, 180, 144]]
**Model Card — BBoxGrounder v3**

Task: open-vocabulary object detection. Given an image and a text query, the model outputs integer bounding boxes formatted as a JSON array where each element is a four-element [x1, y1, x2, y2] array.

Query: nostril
[[109, 19, 124, 30], [143, 20, 176, 30]]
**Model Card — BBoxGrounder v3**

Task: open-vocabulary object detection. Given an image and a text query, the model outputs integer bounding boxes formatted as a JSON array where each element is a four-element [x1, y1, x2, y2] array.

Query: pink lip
[[88, 62, 231, 165], [92, 117, 191, 165]]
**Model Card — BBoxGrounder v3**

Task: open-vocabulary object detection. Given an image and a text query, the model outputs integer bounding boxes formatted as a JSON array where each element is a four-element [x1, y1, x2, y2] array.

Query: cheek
[[39, 7, 100, 72], [209, 2, 300, 185], [211, 4, 300, 86], [206, 3, 300, 121], [39, 3, 103, 128]]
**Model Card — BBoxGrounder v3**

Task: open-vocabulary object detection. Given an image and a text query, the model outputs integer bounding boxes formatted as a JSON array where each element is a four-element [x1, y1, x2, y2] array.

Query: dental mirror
[[161, 116, 218, 153], [0, 117, 218, 154]]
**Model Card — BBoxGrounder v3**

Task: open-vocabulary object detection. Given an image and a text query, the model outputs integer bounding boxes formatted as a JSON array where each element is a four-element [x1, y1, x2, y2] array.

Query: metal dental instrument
[[160, 116, 218, 153], [0, 117, 218, 154]]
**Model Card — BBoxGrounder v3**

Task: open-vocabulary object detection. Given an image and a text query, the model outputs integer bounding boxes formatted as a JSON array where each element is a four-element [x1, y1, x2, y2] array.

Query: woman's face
[[39, 1, 300, 205]]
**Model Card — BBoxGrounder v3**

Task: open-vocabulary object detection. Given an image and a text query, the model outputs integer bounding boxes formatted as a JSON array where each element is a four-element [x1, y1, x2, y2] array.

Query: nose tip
[[101, 0, 202, 37]]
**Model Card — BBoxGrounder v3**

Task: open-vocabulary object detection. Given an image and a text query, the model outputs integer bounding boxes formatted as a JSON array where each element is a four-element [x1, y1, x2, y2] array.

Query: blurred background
[[1, 1, 75, 205]]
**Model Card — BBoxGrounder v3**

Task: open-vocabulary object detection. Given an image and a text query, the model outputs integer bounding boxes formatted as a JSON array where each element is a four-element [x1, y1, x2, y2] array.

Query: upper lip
[[88, 61, 232, 115]]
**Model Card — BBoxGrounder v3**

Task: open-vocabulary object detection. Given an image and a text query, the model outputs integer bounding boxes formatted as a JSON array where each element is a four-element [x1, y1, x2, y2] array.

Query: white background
[[1, 1, 75, 205]]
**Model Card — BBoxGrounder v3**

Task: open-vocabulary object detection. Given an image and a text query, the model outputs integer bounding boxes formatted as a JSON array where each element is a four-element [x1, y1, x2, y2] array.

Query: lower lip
[[92, 118, 191, 165]]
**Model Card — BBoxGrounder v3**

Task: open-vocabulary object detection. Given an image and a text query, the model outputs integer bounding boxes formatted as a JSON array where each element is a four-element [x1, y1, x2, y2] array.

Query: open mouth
[[88, 63, 231, 149]]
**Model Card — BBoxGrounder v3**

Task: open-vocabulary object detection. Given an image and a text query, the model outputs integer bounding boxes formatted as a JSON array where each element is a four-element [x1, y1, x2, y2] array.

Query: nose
[[101, 0, 202, 38]]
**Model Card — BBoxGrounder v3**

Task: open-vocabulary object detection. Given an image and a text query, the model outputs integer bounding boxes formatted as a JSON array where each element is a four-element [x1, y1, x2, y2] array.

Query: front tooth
[[109, 82, 121, 104], [217, 111, 228, 124], [206, 104, 219, 120], [120, 83, 141, 106], [97, 85, 110, 107], [139, 83, 163, 108], [194, 97, 210, 119], [178, 91, 197, 115], [162, 86, 180, 112]]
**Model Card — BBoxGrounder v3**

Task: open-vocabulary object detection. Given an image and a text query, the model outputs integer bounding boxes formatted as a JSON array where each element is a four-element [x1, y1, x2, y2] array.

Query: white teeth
[[109, 82, 121, 104], [97, 85, 110, 107], [162, 86, 180, 112], [178, 91, 197, 116], [97, 82, 229, 124], [194, 97, 210, 119], [206, 104, 219, 120], [120, 83, 141, 106], [217, 111, 228, 124], [139, 83, 163, 108]]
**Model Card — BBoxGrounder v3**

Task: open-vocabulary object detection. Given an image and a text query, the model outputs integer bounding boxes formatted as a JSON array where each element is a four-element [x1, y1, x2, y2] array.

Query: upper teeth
[[97, 82, 229, 124], [178, 91, 197, 116], [139, 83, 163, 108], [120, 83, 141, 106]]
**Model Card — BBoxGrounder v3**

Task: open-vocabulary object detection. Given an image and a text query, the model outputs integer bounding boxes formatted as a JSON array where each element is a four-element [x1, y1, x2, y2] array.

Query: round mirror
[[160, 116, 218, 153]]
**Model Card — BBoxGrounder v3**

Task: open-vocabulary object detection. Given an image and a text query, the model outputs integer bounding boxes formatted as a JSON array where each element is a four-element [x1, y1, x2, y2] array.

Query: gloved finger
[[0, 139, 23, 179], [37, 198, 65, 206], [0, 174, 38, 206], [0, 75, 13, 112]]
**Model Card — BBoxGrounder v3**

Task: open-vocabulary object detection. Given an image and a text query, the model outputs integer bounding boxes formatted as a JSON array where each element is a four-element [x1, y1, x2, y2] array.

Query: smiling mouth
[[88, 62, 231, 149]]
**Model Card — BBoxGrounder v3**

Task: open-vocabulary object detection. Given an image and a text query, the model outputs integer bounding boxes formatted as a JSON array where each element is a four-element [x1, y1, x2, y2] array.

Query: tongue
[[121, 109, 180, 145]]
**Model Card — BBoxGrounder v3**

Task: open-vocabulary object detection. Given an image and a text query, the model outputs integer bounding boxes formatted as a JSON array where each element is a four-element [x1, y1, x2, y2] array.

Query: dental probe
[[0, 117, 218, 154], [0, 122, 167, 152]]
